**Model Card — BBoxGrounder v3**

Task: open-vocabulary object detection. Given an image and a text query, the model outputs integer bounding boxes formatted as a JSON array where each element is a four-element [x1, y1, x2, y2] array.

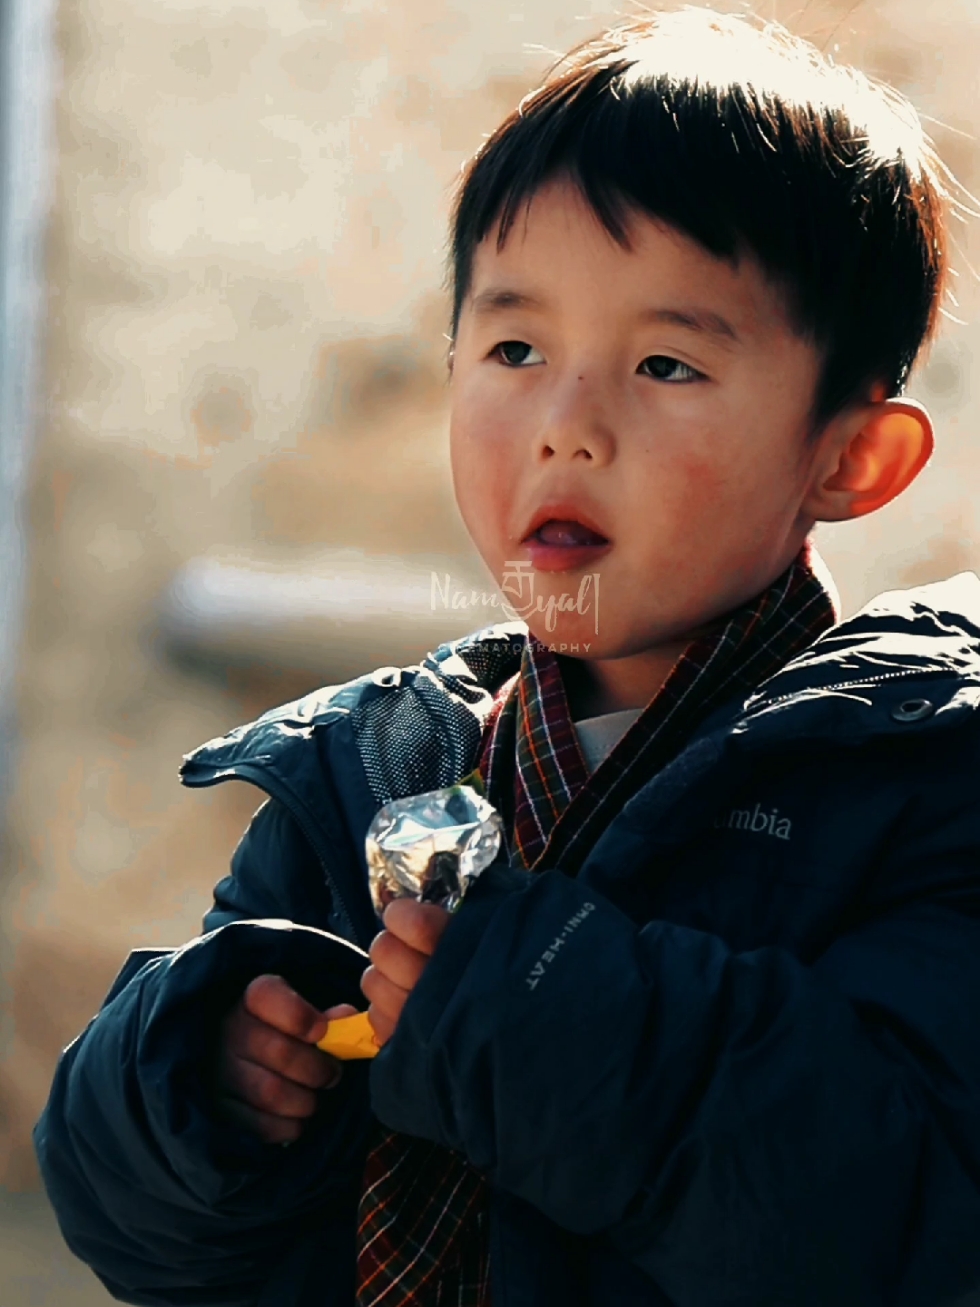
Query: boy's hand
[[361, 900, 451, 1046], [215, 975, 357, 1144]]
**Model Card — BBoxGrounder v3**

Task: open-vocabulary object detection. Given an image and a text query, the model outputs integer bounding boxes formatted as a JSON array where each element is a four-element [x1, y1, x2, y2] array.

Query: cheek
[[655, 437, 794, 535], [626, 442, 791, 593], [674, 450, 730, 507], [449, 413, 512, 555], [641, 447, 734, 538]]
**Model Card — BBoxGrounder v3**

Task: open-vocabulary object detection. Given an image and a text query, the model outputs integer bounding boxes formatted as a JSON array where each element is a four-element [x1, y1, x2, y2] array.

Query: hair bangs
[[447, 8, 951, 432]]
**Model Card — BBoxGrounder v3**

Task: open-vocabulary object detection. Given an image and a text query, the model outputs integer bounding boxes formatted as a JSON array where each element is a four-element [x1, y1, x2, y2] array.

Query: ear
[[803, 394, 934, 523]]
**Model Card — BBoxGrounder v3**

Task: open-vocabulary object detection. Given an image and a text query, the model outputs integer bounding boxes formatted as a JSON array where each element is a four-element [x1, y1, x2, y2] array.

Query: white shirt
[[572, 707, 644, 775]]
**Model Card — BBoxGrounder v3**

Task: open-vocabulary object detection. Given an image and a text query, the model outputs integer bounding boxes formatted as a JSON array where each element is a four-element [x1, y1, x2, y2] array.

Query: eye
[[638, 355, 704, 383], [491, 340, 543, 367]]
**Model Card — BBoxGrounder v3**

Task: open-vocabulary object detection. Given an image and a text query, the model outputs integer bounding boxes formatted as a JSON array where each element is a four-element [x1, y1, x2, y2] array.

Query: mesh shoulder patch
[[351, 624, 525, 806]]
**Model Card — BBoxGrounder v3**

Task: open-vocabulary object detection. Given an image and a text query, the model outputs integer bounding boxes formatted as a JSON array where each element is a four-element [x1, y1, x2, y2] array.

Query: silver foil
[[366, 782, 503, 914]]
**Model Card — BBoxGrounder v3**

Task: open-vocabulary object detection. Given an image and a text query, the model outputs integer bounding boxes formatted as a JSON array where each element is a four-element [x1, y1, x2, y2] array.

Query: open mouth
[[529, 519, 610, 547], [521, 516, 612, 572]]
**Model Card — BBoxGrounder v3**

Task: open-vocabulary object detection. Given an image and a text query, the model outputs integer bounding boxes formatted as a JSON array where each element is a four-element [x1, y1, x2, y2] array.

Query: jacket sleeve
[[34, 798, 373, 1307], [370, 781, 980, 1307]]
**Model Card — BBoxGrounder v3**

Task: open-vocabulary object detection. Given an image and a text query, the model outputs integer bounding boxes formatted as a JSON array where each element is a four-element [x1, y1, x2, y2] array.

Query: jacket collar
[[183, 575, 980, 784], [443, 573, 980, 746], [731, 570, 980, 747]]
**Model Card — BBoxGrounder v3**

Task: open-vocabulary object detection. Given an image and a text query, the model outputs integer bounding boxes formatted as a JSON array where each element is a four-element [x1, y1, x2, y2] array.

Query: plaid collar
[[478, 538, 839, 875]]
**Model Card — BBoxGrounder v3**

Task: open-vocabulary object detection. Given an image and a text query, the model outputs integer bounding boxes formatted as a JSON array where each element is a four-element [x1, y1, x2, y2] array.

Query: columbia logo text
[[526, 902, 597, 990], [714, 802, 792, 841]]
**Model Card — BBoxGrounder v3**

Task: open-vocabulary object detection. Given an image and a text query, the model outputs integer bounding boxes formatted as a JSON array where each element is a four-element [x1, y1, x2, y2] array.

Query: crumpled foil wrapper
[[366, 780, 503, 915]]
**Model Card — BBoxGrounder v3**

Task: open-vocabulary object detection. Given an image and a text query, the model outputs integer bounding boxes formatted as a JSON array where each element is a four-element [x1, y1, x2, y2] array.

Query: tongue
[[536, 519, 607, 546]]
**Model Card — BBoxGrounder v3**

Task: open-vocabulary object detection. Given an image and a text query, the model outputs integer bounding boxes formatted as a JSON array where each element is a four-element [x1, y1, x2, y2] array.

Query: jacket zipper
[[745, 668, 948, 715], [181, 760, 365, 950]]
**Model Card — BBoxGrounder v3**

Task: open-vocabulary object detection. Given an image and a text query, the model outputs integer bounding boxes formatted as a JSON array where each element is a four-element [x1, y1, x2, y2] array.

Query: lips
[[519, 502, 612, 573], [520, 503, 611, 545]]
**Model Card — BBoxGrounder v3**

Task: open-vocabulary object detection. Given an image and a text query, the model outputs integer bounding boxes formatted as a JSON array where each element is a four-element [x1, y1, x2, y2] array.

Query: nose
[[534, 372, 615, 465]]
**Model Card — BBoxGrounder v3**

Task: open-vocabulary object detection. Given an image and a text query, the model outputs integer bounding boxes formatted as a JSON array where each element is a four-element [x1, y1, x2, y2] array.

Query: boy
[[34, 8, 980, 1306]]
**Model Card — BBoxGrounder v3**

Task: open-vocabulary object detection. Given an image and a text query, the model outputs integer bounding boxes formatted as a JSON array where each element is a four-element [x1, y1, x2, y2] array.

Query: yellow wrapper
[[316, 1011, 379, 1059]]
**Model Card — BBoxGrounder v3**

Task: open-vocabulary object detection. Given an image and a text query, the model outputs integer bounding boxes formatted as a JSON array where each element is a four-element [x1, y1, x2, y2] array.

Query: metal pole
[[0, 0, 58, 813]]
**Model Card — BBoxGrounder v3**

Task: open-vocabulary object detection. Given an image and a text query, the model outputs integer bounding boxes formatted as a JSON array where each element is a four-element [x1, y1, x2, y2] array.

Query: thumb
[[322, 1003, 359, 1022], [302, 1002, 360, 1048]]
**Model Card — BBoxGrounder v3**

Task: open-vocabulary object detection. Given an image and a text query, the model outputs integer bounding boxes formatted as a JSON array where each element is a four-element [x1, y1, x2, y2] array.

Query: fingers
[[361, 903, 451, 1047], [363, 930, 423, 1043], [368, 930, 431, 992], [215, 979, 360, 1143], [223, 1055, 322, 1119], [360, 965, 410, 1048], [222, 1000, 340, 1091], [323, 1003, 359, 1021], [243, 975, 332, 1044], [382, 900, 451, 956]]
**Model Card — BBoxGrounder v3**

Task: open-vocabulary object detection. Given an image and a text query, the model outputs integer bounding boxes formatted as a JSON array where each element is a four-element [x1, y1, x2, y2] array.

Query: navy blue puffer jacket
[[34, 573, 980, 1307]]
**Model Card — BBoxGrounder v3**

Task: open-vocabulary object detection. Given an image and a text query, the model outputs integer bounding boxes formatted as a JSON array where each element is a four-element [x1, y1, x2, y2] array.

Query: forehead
[[466, 180, 799, 343]]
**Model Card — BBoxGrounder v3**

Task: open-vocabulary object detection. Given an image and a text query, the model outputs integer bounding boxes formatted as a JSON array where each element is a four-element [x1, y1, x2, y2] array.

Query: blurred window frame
[[0, 0, 58, 811]]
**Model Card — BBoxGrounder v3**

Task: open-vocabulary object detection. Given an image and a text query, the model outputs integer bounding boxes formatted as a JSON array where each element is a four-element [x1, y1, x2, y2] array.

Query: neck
[[559, 642, 691, 720]]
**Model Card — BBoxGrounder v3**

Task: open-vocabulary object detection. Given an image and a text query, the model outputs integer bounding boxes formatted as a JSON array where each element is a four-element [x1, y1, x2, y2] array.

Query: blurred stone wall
[[2, 0, 979, 1197]]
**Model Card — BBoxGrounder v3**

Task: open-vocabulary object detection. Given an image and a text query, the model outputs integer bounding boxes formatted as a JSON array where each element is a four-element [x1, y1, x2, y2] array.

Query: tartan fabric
[[355, 1127, 489, 1306], [354, 539, 838, 1306], [488, 537, 839, 875]]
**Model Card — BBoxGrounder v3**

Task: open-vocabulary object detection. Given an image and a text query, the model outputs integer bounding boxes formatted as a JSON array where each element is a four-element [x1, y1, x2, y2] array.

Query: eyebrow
[[469, 287, 742, 346]]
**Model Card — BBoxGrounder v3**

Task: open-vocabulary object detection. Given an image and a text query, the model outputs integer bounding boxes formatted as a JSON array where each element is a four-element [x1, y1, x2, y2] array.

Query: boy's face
[[448, 177, 836, 663]]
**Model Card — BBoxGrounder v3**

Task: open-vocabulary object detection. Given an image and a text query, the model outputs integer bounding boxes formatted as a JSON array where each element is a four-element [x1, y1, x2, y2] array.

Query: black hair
[[445, 7, 955, 433]]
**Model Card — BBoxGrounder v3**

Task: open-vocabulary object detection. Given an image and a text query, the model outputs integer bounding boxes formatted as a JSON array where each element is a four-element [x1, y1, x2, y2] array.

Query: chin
[[523, 623, 618, 658]]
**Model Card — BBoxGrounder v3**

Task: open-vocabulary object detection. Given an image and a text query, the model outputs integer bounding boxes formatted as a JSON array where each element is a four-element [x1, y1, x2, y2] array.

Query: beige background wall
[[2, 0, 979, 1298]]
